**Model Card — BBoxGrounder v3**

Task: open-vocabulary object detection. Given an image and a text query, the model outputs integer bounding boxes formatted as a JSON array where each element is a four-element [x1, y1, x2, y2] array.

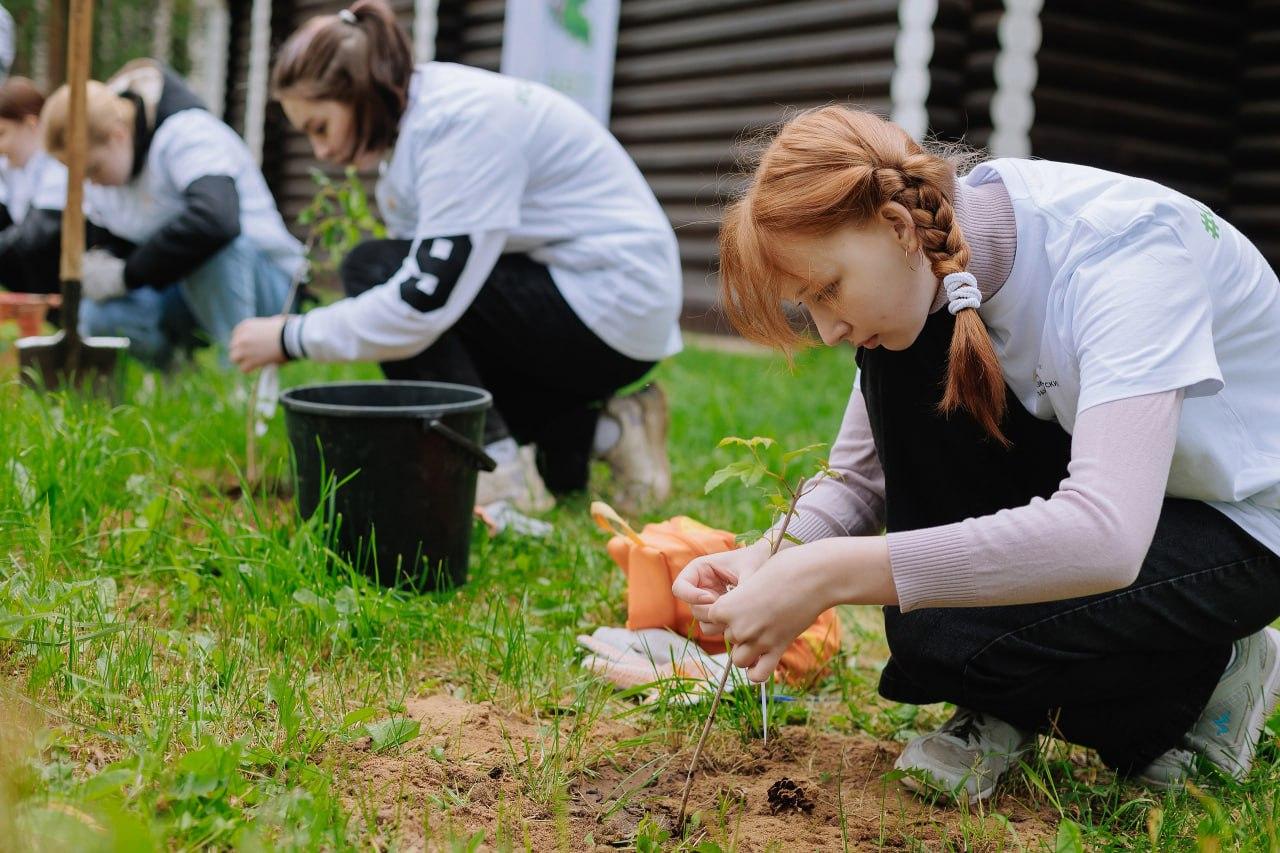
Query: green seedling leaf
[[77, 767, 135, 800], [1054, 819, 1085, 853], [704, 460, 755, 494], [782, 443, 827, 464], [266, 674, 302, 744], [292, 589, 339, 626], [340, 706, 379, 731], [366, 717, 421, 752]]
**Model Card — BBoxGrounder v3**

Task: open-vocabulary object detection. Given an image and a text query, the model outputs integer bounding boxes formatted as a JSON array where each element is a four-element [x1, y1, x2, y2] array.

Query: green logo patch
[[1197, 205, 1221, 239]]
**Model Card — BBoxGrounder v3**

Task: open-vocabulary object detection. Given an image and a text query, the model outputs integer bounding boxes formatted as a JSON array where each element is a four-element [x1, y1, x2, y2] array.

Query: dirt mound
[[324, 692, 1056, 851]]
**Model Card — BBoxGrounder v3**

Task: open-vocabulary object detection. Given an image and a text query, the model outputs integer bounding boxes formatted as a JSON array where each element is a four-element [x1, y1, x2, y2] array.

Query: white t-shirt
[[374, 62, 683, 362], [0, 150, 67, 223], [968, 158, 1280, 556], [84, 109, 303, 277]]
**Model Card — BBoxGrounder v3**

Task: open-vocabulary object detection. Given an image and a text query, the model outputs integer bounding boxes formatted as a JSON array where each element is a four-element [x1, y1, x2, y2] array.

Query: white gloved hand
[[80, 249, 127, 302], [576, 626, 730, 702]]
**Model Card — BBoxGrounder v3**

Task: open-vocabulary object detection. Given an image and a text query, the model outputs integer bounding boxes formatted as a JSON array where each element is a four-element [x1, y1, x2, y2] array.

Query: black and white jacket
[[0, 149, 65, 292], [84, 60, 303, 290]]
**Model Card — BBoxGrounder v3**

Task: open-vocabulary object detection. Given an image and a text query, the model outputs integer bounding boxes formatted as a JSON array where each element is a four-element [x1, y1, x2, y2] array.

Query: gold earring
[[904, 248, 921, 272]]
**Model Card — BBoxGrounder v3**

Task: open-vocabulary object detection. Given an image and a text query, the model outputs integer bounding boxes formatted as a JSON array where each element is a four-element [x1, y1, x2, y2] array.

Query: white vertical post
[[413, 0, 438, 62], [890, 0, 939, 141], [244, 0, 272, 163], [153, 0, 174, 64], [187, 0, 229, 118], [989, 0, 1043, 158]]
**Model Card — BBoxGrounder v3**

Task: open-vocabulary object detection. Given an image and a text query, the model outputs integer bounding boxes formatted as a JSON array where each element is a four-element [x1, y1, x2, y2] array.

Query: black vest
[[857, 309, 1072, 533]]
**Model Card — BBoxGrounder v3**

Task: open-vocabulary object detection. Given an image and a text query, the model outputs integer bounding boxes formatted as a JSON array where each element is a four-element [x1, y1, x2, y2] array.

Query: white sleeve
[[1067, 225, 1223, 412], [33, 158, 68, 211], [287, 230, 506, 363], [154, 113, 240, 189]]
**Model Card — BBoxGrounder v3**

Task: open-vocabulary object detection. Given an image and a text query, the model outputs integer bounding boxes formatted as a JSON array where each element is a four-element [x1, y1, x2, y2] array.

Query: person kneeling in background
[[0, 76, 67, 296], [41, 60, 304, 368]]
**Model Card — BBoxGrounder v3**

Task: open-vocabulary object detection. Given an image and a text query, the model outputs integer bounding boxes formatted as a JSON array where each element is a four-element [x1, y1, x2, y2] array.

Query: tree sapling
[[675, 436, 838, 830]]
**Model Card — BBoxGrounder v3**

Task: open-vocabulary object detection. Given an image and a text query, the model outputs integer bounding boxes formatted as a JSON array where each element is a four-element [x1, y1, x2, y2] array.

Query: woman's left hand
[[691, 537, 896, 683], [230, 316, 288, 372]]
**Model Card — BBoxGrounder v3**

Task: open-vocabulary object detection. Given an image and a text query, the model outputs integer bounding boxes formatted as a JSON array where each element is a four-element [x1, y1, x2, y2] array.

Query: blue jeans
[[79, 237, 292, 367]]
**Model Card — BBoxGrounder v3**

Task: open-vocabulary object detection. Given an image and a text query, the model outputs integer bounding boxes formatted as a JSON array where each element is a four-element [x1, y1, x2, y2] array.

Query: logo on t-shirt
[[1195, 203, 1221, 240], [1035, 368, 1059, 398]]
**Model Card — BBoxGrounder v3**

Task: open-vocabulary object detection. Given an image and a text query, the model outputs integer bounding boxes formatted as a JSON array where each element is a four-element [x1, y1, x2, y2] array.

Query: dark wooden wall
[[436, 0, 902, 329], [225, 2, 1280, 300]]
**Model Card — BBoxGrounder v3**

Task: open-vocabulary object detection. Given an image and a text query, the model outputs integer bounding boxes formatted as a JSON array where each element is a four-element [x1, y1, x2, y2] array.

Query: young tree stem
[[675, 475, 806, 830]]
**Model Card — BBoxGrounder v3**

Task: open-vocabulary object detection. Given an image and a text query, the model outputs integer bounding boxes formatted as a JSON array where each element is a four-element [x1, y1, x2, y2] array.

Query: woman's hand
[[689, 537, 896, 682], [671, 538, 775, 635], [230, 316, 288, 372]]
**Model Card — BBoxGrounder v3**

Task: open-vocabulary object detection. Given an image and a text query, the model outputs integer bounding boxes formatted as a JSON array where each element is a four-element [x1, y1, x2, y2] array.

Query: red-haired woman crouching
[[673, 106, 1280, 800]]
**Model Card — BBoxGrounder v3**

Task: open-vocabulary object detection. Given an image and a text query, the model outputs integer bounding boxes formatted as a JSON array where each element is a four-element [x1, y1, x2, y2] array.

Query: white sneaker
[[1183, 627, 1280, 780], [1137, 746, 1196, 790], [894, 708, 1035, 801], [475, 445, 555, 514], [599, 383, 671, 513]]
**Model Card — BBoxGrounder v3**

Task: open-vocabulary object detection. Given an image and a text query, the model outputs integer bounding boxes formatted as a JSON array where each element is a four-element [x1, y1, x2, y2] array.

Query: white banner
[[500, 0, 620, 124]]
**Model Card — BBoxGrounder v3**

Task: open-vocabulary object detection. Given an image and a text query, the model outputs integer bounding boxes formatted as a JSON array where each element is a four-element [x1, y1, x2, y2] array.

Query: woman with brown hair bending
[[229, 0, 681, 516]]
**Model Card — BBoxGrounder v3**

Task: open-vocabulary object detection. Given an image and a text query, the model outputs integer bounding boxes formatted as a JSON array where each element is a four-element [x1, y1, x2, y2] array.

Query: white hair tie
[[337, 8, 357, 23], [943, 271, 982, 315]]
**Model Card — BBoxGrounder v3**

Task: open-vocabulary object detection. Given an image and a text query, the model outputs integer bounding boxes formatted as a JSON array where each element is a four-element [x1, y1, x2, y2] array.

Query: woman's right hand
[[671, 538, 776, 637], [229, 315, 288, 372]]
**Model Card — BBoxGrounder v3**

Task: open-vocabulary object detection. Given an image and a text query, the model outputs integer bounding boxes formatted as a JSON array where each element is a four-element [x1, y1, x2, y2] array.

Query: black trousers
[[860, 309, 1280, 773], [341, 241, 655, 492]]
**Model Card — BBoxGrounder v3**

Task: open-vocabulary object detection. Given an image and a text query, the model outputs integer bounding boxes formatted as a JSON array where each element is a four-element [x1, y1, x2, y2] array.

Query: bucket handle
[[426, 418, 498, 471]]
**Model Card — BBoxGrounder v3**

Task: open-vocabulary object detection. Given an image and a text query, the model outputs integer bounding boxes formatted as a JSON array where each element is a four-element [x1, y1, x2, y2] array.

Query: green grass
[[0, 339, 1277, 851]]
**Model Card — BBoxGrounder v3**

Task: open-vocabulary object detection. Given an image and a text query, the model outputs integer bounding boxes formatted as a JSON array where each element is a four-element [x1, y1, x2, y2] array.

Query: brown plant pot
[[0, 293, 62, 337]]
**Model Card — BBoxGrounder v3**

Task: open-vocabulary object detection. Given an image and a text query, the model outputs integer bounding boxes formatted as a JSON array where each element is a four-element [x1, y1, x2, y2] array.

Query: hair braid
[[896, 155, 1008, 442]]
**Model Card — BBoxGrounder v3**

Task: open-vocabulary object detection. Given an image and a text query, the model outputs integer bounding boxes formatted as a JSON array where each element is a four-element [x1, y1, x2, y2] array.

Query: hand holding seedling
[[672, 537, 776, 636], [689, 536, 892, 682]]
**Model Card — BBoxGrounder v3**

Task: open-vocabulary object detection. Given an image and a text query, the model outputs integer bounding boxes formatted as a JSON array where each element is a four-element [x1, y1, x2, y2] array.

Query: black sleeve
[[86, 221, 139, 260], [0, 203, 12, 232], [122, 174, 241, 289], [0, 208, 62, 294]]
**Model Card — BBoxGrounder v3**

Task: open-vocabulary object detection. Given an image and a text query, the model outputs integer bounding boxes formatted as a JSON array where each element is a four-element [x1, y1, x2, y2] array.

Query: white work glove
[[80, 249, 127, 302], [577, 626, 729, 701]]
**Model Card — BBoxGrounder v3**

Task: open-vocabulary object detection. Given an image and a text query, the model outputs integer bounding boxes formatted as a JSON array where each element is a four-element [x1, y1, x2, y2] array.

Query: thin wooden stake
[[675, 478, 804, 830], [244, 242, 312, 489]]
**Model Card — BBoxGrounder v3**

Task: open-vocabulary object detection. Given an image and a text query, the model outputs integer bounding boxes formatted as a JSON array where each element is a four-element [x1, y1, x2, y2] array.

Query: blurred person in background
[[42, 59, 304, 368], [230, 0, 682, 517]]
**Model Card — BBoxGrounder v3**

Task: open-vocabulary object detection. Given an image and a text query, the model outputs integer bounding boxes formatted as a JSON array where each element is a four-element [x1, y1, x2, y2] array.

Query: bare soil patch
[[325, 692, 1057, 851]]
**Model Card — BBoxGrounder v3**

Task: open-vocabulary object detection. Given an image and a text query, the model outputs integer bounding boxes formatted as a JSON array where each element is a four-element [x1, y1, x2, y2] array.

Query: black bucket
[[280, 381, 496, 589]]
